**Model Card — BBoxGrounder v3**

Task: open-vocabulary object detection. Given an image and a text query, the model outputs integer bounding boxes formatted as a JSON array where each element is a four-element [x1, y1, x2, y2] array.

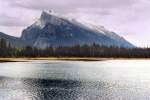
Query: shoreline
[[0, 57, 150, 62], [0, 57, 107, 62]]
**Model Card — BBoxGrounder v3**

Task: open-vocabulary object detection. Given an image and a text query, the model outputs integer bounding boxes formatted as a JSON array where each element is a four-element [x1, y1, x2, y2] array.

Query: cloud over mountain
[[0, 0, 150, 47]]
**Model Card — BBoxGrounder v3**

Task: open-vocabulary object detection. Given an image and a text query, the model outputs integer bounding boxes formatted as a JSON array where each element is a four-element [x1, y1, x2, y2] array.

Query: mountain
[[21, 10, 134, 48], [0, 32, 28, 47], [0, 10, 134, 48]]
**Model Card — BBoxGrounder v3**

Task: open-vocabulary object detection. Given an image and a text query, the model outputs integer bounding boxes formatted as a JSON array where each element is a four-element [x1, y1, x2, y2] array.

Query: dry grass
[[0, 58, 27, 62], [0, 57, 108, 62], [0, 57, 149, 62], [26, 57, 108, 61]]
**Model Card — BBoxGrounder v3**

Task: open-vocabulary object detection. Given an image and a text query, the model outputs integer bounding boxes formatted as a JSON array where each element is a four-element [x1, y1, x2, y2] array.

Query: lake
[[0, 60, 150, 100]]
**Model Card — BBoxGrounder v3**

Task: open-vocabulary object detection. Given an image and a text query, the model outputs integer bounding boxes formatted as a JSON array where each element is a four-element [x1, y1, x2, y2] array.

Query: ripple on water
[[0, 60, 150, 100]]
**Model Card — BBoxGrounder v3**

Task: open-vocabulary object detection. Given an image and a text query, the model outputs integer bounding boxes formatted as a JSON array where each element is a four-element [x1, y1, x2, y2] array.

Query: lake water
[[0, 60, 150, 100]]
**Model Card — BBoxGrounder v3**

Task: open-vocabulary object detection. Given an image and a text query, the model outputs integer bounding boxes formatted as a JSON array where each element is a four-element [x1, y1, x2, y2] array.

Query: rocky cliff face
[[21, 10, 134, 48], [0, 32, 28, 47], [0, 10, 133, 48]]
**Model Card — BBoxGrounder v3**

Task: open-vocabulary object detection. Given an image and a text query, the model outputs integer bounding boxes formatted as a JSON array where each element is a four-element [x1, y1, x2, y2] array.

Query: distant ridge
[[0, 32, 28, 47]]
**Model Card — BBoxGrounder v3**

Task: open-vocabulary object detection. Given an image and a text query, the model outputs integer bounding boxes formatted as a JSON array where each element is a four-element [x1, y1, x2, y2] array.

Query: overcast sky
[[0, 0, 150, 47]]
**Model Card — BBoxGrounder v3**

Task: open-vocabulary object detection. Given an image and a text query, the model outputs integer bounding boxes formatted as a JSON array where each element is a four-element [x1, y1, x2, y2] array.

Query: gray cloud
[[5, 0, 137, 14], [0, 15, 28, 27], [0, 0, 150, 47], [12, 0, 136, 9]]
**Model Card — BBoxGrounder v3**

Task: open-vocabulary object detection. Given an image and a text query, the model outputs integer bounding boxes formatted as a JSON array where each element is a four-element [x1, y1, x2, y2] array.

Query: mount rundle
[[0, 10, 135, 48]]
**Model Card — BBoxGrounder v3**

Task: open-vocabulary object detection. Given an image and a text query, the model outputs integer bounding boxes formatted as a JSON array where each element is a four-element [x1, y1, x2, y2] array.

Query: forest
[[0, 38, 150, 58]]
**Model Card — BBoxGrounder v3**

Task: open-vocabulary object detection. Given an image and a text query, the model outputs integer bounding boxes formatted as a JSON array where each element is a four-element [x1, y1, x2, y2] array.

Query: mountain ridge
[[0, 10, 135, 48], [0, 32, 28, 47]]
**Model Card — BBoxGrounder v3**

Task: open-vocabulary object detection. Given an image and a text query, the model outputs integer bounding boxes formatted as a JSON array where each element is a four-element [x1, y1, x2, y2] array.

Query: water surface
[[0, 60, 150, 100]]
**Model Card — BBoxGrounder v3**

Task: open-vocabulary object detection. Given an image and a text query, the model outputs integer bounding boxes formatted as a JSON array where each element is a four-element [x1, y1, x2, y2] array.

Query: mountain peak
[[38, 10, 65, 27], [41, 10, 56, 16], [21, 11, 135, 48], [40, 10, 55, 19], [40, 10, 62, 20]]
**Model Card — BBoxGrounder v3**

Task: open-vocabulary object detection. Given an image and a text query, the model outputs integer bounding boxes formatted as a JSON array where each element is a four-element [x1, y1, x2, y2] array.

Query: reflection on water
[[0, 77, 84, 100], [0, 60, 150, 100]]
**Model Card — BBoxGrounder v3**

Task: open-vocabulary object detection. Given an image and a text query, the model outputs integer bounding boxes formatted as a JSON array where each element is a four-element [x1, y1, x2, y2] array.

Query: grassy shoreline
[[0, 57, 107, 62], [0, 57, 150, 62]]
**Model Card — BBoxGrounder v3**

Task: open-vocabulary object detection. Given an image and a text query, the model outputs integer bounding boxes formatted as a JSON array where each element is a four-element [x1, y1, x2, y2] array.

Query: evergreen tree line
[[0, 38, 150, 58]]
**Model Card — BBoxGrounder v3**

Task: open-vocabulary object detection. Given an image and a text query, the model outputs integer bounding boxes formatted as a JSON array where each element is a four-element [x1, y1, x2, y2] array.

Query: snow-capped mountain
[[21, 10, 134, 48]]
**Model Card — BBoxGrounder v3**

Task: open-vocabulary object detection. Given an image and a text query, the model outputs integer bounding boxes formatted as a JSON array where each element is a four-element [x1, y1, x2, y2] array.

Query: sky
[[0, 0, 150, 47]]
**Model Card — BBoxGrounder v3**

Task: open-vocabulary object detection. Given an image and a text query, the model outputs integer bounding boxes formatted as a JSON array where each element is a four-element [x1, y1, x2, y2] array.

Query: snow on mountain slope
[[80, 22, 125, 40], [21, 10, 135, 48]]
